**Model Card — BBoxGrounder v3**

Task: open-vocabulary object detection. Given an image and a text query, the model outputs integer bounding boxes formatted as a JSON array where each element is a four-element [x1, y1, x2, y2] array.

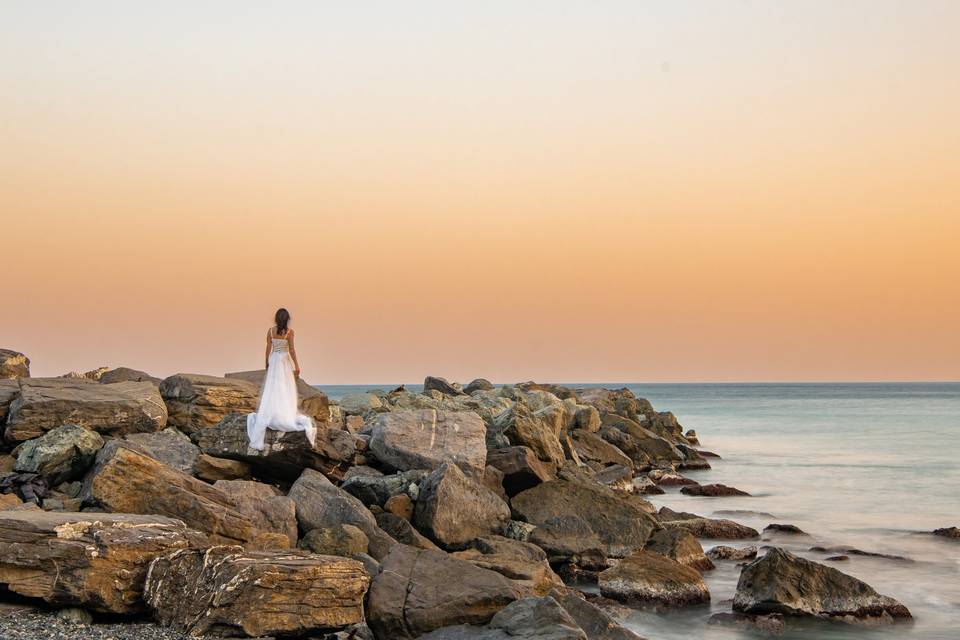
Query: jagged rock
[[196, 413, 362, 481], [528, 515, 606, 569], [452, 536, 564, 596], [299, 524, 369, 557], [658, 507, 760, 540], [465, 378, 495, 394], [5, 378, 166, 442], [0, 349, 30, 379], [708, 612, 785, 635], [159, 374, 258, 434], [124, 427, 200, 475], [598, 550, 710, 607], [145, 545, 369, 637], [568, 430, 632, 469], [366, 544, 523, 639], [512, 477, 660, 557], [493, 404, 565, 469], [225, 369, 330, 422], [99, 367, 161, 386], [707, 545, 758, 561], [14, 424, 104, 484], [677, 445, 711, 470], [414, 462, 511, 548], [213, 479, 297, 547], [341, 469, 426, 507], [424, 376, 465, 396], [503, 520, 537, 542], [486, 447, 555, 497], [644, 528, 714, 572], [368, 409, 488, 480], [0, 511, 206, 613], [384, 493, 414, 520], [375, 511, 440, 550], [0, 380, 20, 422], [733, 547, 911, 622], [681, 483, 750, 497], [763, 523, 808, 535], [288, 468, 395, 560], [548, 588, 645, 640], [82, 441, 286, 547], [599, 417, 684, 466], [933, 526, 959, 539], [194, 454, 251, 481], [0, 472, 47, 504]]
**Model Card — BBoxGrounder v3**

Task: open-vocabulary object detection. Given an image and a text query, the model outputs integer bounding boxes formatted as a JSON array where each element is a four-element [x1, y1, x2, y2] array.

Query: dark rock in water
[[414, 462, 511, 549], [680, 483, 750, 497], [733, 547, 912, 622], [14, 424, 104, 485], [826, 555, 850, 562], [366, 544, 523, 639], [124, 427, 199, 475], [808, 545, 912, 562], [763, 523, 808, 535], [676, 445, 712, 470], [708, 612, 785, 636], [697, 449, 721, 458], [707, 545, 758, 561], [548, 588, 646, 640], [424, 376, 465, 396], [598, 550, 710, 607], [933, 526, 959, 539], [465, 378, 495, 394], [0, 349, 30, 379], [645, 528, 714, 572], [659, 507, 760, 540], [684, 429, 700, 445], [486, 446, 555, 497], [715, 509, 776, 519]]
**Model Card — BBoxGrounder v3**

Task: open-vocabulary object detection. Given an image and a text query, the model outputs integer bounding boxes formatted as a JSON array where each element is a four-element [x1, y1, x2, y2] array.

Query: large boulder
[[225, 369, 330, 422], [568, 430, 632, 469], [14, 424, 104, 485], [465, 378, 495, 394], [124, 427, 200, 475], [644, 528, 714, 572], [528, 515, 606, 570], [5, 378, 167, 442], [485, 446, 555, 497], [213, 479, 298, 547], [368, 409, 488, 480], [511, 477, 660, 557], [733, 547, 912, 622], [598, 550, 710, 607], [493, 405, 565, 469], [0, 349, 30, 379], [424, 376, 465, 396], [658, 507, 760, 540], [145, 545, 369, 637], [548, 588, 645, 640], [452, 536, 563, 597], [414, 462, 511, 548], [196, 412, 362, 481], [159, 374, 258, 434], [99, 367, 162, 386], [82, 441, 285, 547], [0, 510, 206, 613], [599, 417, 684, 466], [366, 544, 523, 639]]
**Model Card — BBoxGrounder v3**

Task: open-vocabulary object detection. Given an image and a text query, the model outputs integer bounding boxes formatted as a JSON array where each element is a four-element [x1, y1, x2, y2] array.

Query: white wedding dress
[[246, 336, 316, 451]]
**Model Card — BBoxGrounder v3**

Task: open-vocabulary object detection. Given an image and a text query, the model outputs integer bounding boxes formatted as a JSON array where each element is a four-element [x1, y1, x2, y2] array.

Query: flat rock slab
[[5, 378, 167, 442], [0, 511, 206, 613], [145, 546, 369, 637], [159, 374, 258, 434]]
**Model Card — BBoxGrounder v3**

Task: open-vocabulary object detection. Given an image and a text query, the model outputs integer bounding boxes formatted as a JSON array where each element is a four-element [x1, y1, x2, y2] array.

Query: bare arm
[[288, 329, 301, 378], [264, 328, 272, 369]]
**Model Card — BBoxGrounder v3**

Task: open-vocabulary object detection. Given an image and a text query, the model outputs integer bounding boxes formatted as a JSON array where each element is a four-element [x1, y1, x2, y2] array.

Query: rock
[[485, 446, 555, 497], [55, 608, 94, 624], [299, 524, 369, 556], [59, 367, 110, 381], [827, 555, 850, 561], [124, 427, 200, 475], [424, 376, 465, 396], [0, 472, 47, 504], [144, 545, 369, 637], [680, 483, 750, 497], [194, 454, 251, 481], [547, 588, 644, 640], [933, 526, 959, 539], [14, 424, 104, 484], [684, 429, 700, 445], [512, 477, 660, 557], [5, 379, 167, 442], [733, 547, 912, 622], [453, 536, 564, 596], [658, 507, 760, 540], [0, 349, 30, 379], [341, 469, 426, 508], [593, 465, 634, 494], [493, 405, 565, 470], [213, 479, 298, 547], [528, 515, 606, 569], [159, 374, 258, 434], [465, 378, 495, 394], [632, 476, 665, 495], [0, 493, 23, 509], [707, 545, 758, 561], [503, 520, 537, 542], [708, 612, 785, 635], [763, 523, 807, 535], [569, 430, 632, 469], [196, 412, 362, 481], [374, 511, 440, 550], [599, 417, 684, 466], [99, 367, 162, 386], [288, 468, 395, 560], [599, 549, 710, 607], [647, 469, 697, 486], [414, 462, 511, 548], [82, 441, 285, 547], [0, 510, 206, 613], [0, 380, 20, 423], [645, 528, 714, 572], [384, 493, 414, 520], [573, 405, 601, 433], [368, 409, 488, 480], [485, 596, 587, 639], [225, 369, 331, 422], [338, 392, 384, 416], [807, 546, 912, 562], [366, 544, 523, 639]]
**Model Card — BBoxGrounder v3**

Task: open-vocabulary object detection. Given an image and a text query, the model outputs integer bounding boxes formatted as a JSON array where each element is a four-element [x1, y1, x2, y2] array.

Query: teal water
[[318, 383, 960, 639]]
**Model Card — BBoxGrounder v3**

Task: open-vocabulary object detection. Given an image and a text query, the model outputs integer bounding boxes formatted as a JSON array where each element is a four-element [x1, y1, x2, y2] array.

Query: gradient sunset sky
[[2, 1, 958, 383]]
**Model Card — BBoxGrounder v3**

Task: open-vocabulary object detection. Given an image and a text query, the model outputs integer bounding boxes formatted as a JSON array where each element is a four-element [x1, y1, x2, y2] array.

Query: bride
[[246, 308, 316, 451]]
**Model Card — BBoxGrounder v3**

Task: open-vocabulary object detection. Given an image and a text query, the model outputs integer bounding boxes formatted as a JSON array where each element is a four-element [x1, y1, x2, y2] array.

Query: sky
[[2, 1, 958, 383]]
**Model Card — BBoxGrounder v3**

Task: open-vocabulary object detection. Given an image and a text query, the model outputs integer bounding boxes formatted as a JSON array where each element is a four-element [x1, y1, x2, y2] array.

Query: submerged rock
[[763, 523, 808, 536], [707, 545, 758, 561], [708, 612, 785, 636], [658, 507, 760, 540], [933, 526, 959, 539], [598, 550, 710, 607], [680, 483, 750, 497]]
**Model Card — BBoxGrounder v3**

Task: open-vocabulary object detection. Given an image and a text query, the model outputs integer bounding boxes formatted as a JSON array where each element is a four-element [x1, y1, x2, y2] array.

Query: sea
[[317, 382, 960, 640]]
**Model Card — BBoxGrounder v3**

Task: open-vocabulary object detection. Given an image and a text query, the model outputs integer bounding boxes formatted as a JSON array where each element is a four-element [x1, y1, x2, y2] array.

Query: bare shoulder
[[286, 328, 296, 338], [266, 327, 274, 338]]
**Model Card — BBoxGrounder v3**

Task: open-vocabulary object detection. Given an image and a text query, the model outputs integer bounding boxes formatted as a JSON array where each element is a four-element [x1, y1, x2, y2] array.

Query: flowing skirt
[[246, 350, 316, 451]]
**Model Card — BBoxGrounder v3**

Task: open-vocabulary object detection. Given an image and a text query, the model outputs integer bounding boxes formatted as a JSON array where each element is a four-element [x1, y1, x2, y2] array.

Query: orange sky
[[2, 2, 958, 383]]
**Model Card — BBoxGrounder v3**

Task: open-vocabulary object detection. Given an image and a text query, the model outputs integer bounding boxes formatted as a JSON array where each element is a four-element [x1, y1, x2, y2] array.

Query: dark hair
[[275, 308, 290, 336]]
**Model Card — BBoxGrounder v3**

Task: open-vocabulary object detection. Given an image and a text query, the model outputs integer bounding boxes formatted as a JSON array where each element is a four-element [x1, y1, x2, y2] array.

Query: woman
[[246, 308, 316, 451]]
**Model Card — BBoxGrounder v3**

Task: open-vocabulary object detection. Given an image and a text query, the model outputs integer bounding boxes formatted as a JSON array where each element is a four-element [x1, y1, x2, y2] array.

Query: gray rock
[[493, 404, 565, 469], [341, 469, 426, 507], [15, 425, 104, 485], [707, 545, 758, 561], [424, 376, 465, 396], [548, 588, 645, 640], [124, 428, 199, 475], [464, 378, 495, 394], [299, 524, 369, 556], [99, 367, 161, 386], [658, 507, 760, 540], [489, 596, 586, 639], [338, 392, 384, 416]]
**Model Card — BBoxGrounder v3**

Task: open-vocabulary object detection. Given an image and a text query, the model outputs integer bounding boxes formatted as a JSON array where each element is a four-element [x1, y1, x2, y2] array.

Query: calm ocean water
[[318, 383, 960, 640]]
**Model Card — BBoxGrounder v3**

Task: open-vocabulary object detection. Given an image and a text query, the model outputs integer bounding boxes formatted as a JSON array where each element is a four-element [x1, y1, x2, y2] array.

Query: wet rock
[[0, 349, 30, 379], [807, 546, 912, 562], [0, 510, 206, 613], [374, 511, 440, 550], [826, 555, 850, 561], [159, 374, 258, 434], [145, 545, 368, 637], [453, 536, 564, 597], [658, 507, 760, 540], [124, 428, 200, 475], [414, 462, 511, 548], [733, 547, 912, 622], [486, 446, 555, 497], [368, 409, 488, 480], [933, 526, 959, 539], [493, 404, 566, 470], [299, 524, 369, 556], [681, 483, 749, 497], [5, 378, 166, 442], [598, 550, 710, 607], [763, 523, 808, 535], [547, 588, 645, 640], [645, 528, 714, 572], [193, 454, 250, 481], [366, 544, 523, 639], [707, 545, 758, 561], [684, 430, 700, 445], [465, 378, 495, 394], [708, 612, 785, 636], [424, 376, 465, 396], [99, 367, 162, 386], [14, 424, 104, 484]]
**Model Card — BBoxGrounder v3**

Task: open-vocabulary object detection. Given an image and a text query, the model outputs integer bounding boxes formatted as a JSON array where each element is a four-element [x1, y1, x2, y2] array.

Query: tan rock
[[384, 493, 414, 520], [159, 374, 258, 434], [0, 349, 30, 379], [0, 494, 22, 510], [599, 550, 710, 607], [194, 454, 251, 482]]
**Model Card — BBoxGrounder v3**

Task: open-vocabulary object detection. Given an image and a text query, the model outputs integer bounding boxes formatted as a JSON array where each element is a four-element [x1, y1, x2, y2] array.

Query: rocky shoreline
[[0, 348, 950, 639]]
